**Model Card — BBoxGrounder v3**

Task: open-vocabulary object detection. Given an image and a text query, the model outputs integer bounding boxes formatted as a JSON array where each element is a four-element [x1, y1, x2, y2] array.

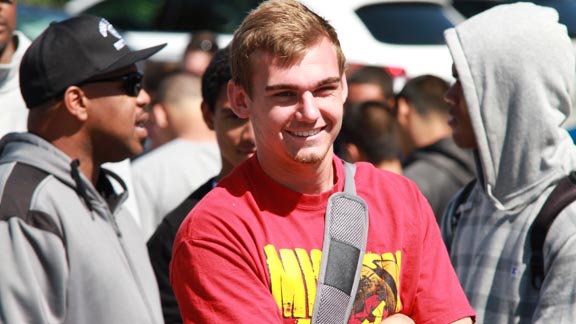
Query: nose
[[297, 91, 321, 120], [137, 88, 152, 108]]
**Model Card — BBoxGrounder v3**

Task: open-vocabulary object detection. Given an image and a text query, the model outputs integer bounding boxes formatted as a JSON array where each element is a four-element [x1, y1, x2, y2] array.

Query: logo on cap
[[98, 18, 126, 51]]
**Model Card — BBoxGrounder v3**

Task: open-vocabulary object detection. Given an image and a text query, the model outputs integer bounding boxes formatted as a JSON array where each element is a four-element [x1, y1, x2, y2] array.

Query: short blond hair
[[230, 0, 346, 93]]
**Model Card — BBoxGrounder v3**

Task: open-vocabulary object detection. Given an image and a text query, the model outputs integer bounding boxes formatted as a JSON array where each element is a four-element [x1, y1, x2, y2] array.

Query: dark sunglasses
[[80, 72, 144, 97]]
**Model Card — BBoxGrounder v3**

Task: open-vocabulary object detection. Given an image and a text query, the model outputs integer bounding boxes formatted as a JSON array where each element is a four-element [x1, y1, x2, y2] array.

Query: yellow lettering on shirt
[[266, 245, 402, 322]]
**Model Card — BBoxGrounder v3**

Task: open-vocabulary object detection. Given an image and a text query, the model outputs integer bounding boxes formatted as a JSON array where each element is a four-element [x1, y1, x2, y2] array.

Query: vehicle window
[[452, 0, 500, 18], [155, 0, 263, 33], [79, 0, 262, 33], [356, 3, 459, 45], [453, 0, 576, 37]]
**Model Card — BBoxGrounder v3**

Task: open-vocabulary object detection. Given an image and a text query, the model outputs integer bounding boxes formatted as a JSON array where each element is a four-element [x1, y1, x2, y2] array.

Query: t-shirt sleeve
[[170, 211, 284, 323], [409, 186, 476, 324]]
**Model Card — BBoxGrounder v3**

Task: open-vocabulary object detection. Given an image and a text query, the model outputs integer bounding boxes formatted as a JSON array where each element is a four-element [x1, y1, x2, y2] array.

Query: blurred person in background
[[0, 0, 31, 138], [181, 30, 218, 77], [0, 15, 164, 323], [131, 72, 220, 238], [338, 100, 402, 174], [143, 72, 216, 150], [336, 65, 396, 157], [147, 46, 255, 324], [346, 65, 395, 109], [395, 74, 474, 222], [442, 3, 576, 322]]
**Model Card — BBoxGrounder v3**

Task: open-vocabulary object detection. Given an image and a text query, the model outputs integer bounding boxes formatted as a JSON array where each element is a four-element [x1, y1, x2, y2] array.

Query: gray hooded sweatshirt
[[0, 133, 163, 323], [441, 3, 576, 323]]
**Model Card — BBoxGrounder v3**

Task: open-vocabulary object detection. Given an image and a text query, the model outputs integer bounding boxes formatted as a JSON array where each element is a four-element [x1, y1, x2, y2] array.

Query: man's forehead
[[251, 48, 302, 67]]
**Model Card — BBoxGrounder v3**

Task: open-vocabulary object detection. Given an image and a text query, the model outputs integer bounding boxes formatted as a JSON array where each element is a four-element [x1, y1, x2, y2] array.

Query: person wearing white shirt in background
[[0, 0, 31, 138]]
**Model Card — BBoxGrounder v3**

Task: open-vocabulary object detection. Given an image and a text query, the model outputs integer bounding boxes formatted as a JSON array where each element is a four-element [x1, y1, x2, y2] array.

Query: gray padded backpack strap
[[311, 161, 369, 324]]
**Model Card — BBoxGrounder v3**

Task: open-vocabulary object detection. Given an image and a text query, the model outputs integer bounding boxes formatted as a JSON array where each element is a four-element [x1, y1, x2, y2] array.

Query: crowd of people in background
[[1, 0, 576, 323]]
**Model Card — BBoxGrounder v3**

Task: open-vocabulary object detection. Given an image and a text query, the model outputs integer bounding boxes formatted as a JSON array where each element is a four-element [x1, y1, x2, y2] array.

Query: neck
[[30, 114, 99, 185], [176, 113, 217, 143], [375, 159, 403, 175], [52, 136, 99, 185], [258, 152, 335, 194], [403, 117, 452, 157], [413, 125, 451, 149], [216, 158, 235, 183], [179, 129, 217, 143], [29, 101, 102, 185]]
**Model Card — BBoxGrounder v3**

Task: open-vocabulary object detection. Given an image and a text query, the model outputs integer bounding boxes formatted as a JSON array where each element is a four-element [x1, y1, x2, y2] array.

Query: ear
[[344, 143, 360, 162], [201, 101, 215, 130], [63, 86, 88, 122], [341, 73, 348, 103], [152, 103, 170, 129], [227, 80, 250, 118], [395, 97, 411, 127]]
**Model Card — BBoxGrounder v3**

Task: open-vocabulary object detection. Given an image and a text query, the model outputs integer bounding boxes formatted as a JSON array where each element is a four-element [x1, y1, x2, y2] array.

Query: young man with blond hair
[[171, 1, 474, 323]]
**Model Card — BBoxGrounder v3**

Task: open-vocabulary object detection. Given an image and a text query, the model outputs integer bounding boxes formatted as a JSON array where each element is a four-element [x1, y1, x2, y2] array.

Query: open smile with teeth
[[289, 129, 322, 137]]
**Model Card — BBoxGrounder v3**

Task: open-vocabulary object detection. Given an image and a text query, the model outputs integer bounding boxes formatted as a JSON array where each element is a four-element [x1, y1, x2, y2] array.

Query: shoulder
[[354, 162, 431, 215], [403, 156, 447, 177], [162, 179, 214, 229], [546, 200, 576, 248], [14, 31, 32, 47], [173, 158, 261, 241], [403, 161, 446, 190], [132, 141, 219, 175], [352, 161, 437, 226], [354, 161, 420, 194], [131, 141, 184, 170], [0, 162, 68, 240], [1, 162, 50, 208], [172, 184, 256, 264], [174, 174, 251, 243]]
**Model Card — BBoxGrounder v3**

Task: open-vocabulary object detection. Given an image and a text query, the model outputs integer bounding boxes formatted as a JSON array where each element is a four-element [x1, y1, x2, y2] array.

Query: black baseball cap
[[20, 15, 167, 108]]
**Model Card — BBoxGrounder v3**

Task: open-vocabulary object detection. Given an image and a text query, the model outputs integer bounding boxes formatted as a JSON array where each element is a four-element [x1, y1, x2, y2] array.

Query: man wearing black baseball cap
[[0, 15, 166, 323]]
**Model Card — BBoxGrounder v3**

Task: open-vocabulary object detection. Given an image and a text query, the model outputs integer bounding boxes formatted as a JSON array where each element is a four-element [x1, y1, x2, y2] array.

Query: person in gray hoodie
[[0, 15, 166, 323], [441, 3, 576, 323]]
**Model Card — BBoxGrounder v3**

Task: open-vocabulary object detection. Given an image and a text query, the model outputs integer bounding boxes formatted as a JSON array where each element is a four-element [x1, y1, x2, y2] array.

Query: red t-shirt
[[171, 155, 474, 324]]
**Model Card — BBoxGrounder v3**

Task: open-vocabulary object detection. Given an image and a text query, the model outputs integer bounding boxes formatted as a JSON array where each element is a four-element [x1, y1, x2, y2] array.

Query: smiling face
[[445, 64, 477, 149], [229, 37, 347, 169]]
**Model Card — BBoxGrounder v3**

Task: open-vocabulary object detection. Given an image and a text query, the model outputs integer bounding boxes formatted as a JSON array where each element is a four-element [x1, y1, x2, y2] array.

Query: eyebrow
[[264, 77, 341, 92]]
